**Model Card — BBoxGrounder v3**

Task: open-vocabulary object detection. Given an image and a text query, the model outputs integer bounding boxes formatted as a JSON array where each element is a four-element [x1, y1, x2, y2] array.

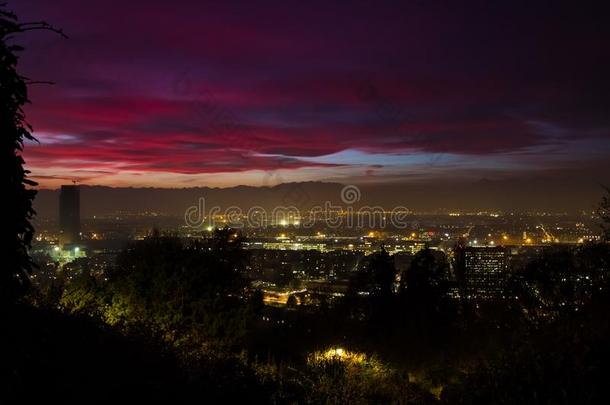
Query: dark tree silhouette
[[512, 244, 610, 320], [1, 7, 64, 303], [368, 246, 396, 297], [105, 229, 253, 343], [349, 246, 396, 297], [400, 248, 451, 317], [401, 249, 449, 297]]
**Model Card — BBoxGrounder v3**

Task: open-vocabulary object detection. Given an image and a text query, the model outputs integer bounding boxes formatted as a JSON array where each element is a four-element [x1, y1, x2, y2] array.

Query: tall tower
[[59, 185, 80, 245]]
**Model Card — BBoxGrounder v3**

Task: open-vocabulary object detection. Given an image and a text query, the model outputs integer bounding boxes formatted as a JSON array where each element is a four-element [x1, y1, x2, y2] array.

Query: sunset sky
[[12, 1, 610, 189]]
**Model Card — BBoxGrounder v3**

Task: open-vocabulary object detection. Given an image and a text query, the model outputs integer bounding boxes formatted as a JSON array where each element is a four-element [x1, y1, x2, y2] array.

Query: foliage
[[511, 244, 610, 320], [59, 270, 107, 316], [1, 7, 36, 302], [2, 5, 65, 303], [442, 316, 610, 405], [400, 248, 453, 328], [19, 240, 610, 403], [1, 303, 182, 403], [61, 230, 261, 346], [300, 347, 437, 404], [349, 246, 396, 297]]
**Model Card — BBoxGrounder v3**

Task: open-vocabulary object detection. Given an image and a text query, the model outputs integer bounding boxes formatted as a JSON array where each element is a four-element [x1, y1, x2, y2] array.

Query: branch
[[25, 80, 56, 86], [17, 21, 68, 38]]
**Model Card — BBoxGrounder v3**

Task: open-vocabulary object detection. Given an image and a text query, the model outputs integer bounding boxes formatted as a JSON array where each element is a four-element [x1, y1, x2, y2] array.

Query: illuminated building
[[464, 246, 508, 299]]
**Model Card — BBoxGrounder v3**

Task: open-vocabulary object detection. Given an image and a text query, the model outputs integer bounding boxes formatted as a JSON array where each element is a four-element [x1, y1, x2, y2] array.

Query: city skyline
[[12, 1, 610, 193]]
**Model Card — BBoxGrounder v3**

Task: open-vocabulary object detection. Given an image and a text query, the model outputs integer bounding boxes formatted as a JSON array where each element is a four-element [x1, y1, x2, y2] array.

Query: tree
[[401, 249, 449, 297], [368, 246, 396, 297], [1, 6, 64, 303], [349, 246, 396, 297], [400, 249, 451, 317], [514, 244, 610, 320], [105, 229, 252, 343]]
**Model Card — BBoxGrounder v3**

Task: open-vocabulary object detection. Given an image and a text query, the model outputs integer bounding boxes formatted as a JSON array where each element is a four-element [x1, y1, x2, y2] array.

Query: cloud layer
[[11, 0, 610, 187]]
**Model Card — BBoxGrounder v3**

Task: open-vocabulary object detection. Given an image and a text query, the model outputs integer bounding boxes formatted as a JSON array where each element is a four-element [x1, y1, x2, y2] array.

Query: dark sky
[[11, 0, 610, 192]]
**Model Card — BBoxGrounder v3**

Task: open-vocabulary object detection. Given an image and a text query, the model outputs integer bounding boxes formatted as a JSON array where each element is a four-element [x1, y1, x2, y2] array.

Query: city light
[[311, 347, 367, 363]]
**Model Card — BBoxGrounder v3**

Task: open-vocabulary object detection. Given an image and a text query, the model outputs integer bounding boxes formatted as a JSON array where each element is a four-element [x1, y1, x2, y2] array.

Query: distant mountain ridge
[[33, 178, 604, 220], [34, 182, 344, 219]]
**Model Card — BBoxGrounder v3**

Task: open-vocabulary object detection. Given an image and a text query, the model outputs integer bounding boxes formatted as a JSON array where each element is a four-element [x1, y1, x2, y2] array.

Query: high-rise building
[[463, 246, 507, 299], [59, 185, 80, 245]]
